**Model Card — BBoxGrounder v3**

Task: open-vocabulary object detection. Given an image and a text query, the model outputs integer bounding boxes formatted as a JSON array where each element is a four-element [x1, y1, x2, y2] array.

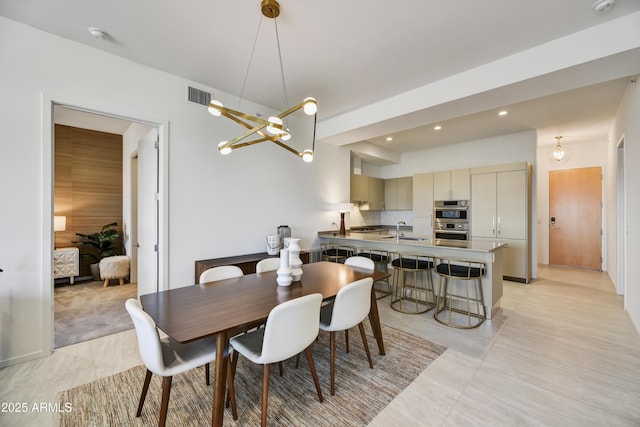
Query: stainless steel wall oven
[[434, 200, 469, 240]]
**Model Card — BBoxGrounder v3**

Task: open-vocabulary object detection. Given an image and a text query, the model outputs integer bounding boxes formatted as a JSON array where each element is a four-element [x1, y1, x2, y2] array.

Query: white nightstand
[[54, 247, 79, 284]]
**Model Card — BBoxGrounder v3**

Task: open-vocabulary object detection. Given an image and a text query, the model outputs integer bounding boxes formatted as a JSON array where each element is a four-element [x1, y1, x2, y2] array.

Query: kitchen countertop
[[318, 230, 506, 253]]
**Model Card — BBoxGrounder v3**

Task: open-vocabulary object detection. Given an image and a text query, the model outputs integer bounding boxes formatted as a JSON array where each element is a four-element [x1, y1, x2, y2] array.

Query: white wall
[[0, 17, 349, 366], [609, 78, 640, 330], [535, 139, 609, 266]]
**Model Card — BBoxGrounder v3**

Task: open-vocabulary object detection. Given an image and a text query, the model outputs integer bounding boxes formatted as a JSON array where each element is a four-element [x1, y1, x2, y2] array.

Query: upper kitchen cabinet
[[434, 168, 470, 201], [471, 162, 531, 283], [368, 177, 385, 210], [385, 177, 413, 210], [351, 174, 384, 210], [413, 172, 434, 236], [350, 174, 368, 202]]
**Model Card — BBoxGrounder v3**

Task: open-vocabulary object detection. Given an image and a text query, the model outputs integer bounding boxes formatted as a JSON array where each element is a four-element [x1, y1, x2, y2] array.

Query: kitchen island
[[318, 230, 506, 319]]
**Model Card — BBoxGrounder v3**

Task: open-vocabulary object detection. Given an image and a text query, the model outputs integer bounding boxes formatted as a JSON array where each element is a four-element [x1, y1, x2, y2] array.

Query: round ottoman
[[100, 255, 130, 287]]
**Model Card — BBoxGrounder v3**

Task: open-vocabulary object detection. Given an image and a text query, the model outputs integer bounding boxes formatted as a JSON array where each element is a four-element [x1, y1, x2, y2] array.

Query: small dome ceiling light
[[593, 0, 615, 13], [88, 27, 106, 40]]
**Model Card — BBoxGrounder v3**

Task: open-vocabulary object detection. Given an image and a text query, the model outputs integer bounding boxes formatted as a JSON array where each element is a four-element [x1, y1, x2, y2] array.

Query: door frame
[[42, 93, 169, 353], [616, 134, 626, 300]]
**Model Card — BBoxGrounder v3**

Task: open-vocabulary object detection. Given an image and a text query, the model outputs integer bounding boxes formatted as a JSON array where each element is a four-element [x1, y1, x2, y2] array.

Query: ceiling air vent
[[187, 86, 212, 106]]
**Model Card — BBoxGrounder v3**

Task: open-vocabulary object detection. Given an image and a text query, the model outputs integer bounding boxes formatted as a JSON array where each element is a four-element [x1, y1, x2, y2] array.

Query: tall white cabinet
[[412, 172, 434, 236], [471, 162, 531, 283]]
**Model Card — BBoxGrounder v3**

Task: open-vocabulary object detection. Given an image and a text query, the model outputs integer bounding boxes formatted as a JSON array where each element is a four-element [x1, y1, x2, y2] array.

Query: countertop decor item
[[277, 248, 292, 286], [286, 238, 303, 281], [207, 0, 317, 162]]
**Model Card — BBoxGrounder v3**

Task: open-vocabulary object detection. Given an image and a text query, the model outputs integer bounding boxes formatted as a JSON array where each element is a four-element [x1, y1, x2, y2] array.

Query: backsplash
[[350, 205, 412, 228]]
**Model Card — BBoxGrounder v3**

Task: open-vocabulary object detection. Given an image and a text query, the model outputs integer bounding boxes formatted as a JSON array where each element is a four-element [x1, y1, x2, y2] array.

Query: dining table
[[140, 260, 391, 427]]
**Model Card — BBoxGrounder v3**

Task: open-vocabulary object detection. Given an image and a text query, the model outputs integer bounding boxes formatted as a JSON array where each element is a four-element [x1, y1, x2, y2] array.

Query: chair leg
[[205, 362, 210, 386], [159, 376, 172, 427], [358, 322, 374, 369], [278, 361, 283, 376], [329, 331, 337, 396], [304, 345, 323, 403], [261, 364, 270, 427], [345, 329, 350, 353], [136, 369, 153, 417]]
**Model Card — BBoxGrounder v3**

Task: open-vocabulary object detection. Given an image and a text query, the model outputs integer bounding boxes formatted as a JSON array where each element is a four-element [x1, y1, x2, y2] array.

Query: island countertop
[[318, 230, 506, 253], [318, 230, 506, 319]]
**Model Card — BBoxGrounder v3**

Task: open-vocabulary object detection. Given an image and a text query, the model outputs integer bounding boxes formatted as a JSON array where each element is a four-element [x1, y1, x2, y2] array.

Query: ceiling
[[3, 0, 639, 159]]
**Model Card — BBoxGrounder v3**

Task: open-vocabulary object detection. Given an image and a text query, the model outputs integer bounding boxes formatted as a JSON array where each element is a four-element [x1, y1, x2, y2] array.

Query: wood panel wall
[[54, 124, 123, 276]]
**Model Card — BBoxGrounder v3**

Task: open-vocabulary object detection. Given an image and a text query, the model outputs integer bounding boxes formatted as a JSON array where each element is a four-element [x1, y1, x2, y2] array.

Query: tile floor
[[1, 265, 638, 426]]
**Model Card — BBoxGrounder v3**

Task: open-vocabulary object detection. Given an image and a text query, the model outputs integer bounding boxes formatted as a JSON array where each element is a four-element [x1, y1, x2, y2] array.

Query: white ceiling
[[3, 0, 639, 158]]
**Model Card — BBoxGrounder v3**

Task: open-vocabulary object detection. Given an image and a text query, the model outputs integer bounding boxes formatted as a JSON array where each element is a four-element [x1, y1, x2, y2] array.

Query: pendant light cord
[[237, 15, 264, 110], [274, 17, 290, 111]]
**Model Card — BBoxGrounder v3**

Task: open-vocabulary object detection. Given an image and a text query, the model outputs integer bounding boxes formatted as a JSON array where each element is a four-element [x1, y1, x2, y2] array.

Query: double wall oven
[[434, 200, 469, 241]]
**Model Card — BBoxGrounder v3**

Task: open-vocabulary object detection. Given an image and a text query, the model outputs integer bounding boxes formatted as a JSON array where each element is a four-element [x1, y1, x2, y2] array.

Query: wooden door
[[549, 167, 602, 270]]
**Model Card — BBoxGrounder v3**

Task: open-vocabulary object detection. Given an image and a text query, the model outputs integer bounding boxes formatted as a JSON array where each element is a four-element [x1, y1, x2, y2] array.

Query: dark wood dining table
[[140, 261, 390, 427]]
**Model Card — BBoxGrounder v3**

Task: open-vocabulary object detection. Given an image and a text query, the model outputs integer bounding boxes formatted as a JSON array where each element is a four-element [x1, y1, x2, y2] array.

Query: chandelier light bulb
[[208, 100, 223, 116], [218, 141, 232, 155], [266, 116, 283, 135], [303, 98, 318, 115], [302, 149, 314, 162]]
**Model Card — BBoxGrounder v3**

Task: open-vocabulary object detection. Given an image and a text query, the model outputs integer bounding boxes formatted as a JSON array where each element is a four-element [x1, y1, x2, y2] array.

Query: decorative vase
[[287, 238, 303, 281], [276, 248, 292, 286]]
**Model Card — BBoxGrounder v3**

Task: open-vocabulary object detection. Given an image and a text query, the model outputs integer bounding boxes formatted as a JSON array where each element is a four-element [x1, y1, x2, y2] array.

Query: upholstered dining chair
[[125, 298, 226, 427], [319, 277, 374, 395], [199, 265, 244, 284], [255, 257, 281, 273], [228, 293, 324, 427], [344, 255, 375, 270]]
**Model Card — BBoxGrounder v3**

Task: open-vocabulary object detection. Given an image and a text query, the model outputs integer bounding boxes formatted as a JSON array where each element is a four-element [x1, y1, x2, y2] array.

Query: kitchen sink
[[380, 235, 427, 241]]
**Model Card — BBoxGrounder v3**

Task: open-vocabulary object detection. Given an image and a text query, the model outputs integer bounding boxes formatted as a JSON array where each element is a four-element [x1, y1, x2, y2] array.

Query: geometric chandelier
[[207, 0, 317, 162]]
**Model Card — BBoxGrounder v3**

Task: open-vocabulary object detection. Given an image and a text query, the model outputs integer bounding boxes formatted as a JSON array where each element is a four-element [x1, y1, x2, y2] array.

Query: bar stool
[[434, 258, 486, 329], [390, 253, 435, 314], [356, 249, 391, 299], [320, 243, 356, 263]]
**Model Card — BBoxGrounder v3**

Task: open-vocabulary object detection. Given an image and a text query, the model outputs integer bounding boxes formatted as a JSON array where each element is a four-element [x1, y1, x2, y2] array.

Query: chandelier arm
[[270, 139, 304, 157], [229, 138, 271, 150]]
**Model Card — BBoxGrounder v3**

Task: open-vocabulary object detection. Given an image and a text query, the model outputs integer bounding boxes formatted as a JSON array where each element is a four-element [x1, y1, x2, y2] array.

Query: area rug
[[58, 324, 446, 426], [55, 280, 137, 348]]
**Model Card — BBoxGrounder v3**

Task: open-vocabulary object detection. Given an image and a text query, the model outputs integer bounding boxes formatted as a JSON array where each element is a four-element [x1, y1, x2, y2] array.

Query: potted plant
[[74, 222, 121, 280]]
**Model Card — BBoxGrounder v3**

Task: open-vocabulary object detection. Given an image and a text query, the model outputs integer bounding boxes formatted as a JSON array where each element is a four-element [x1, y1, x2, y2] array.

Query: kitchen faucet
[[396, 221, 406, 237]]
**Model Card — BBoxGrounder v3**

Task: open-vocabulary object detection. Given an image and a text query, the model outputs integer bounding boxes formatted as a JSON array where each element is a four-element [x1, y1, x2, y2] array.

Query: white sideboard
[[54, 247, 79, 284]]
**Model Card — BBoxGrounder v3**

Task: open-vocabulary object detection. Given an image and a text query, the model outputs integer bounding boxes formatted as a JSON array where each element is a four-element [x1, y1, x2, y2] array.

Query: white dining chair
[[125, 298, 227, 427], [344, 255, 375, 270], [199, 265, 244, 284], [319, 277, 374, 395], [228, 293, 324, 427], [255, 257, 281, 273]]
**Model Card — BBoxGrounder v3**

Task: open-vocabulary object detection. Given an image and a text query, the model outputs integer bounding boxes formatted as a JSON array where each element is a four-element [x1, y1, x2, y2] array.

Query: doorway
[[50, 104, 163, 348], [549, 166, 602, 270]]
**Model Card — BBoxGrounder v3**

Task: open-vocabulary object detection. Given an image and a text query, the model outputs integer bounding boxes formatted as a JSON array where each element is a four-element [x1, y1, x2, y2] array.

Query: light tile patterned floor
[[1, 265, 638, 426]]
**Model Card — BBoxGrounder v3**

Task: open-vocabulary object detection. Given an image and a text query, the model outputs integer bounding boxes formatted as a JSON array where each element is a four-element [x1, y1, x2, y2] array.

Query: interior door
[[137, 128, 159, 296], [549, 167, 602, 270]]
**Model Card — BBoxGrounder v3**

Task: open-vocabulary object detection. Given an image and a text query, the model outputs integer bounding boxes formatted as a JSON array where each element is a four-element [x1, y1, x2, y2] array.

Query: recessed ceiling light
[[498, 110, 508, 116], [434, 125, 442, 131], [386, 137, 393, 141]]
